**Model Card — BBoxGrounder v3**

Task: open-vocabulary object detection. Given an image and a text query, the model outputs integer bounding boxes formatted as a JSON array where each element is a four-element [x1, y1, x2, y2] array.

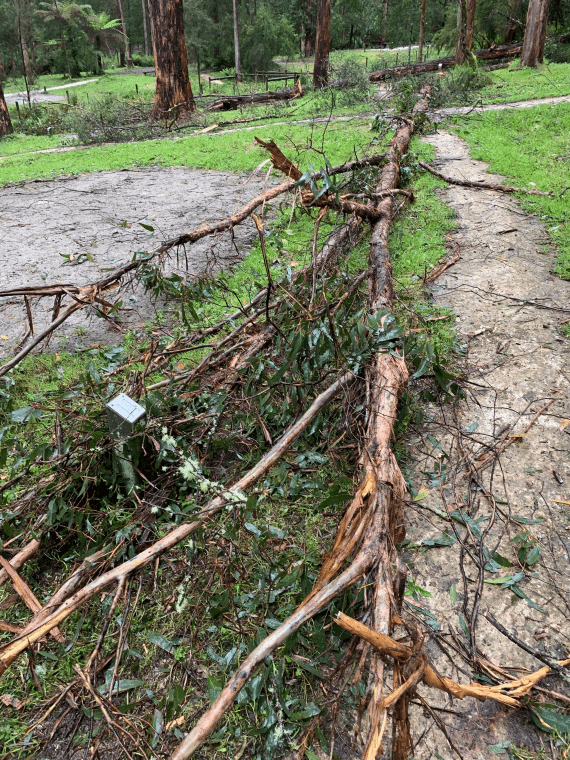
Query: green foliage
[[393, 65, 492, 112], [240, 6, 297, 72]]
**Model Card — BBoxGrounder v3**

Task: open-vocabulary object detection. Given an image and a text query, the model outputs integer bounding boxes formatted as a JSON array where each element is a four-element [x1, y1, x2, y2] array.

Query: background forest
[[1, 0, 570, 84]]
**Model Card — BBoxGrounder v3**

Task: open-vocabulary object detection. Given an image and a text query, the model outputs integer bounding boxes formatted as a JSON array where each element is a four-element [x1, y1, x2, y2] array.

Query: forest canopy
[[1, 0, 569, 80]]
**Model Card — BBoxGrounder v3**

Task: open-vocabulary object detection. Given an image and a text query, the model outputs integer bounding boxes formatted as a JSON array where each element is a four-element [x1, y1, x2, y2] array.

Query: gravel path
[[4, 79, 99, 105], [405, 130, 570, 758]]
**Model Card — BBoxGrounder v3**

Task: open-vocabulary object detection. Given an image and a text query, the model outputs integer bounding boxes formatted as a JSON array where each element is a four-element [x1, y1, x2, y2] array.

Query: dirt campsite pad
[[0, 167, 265, 357], [402, 129, 570, 757]]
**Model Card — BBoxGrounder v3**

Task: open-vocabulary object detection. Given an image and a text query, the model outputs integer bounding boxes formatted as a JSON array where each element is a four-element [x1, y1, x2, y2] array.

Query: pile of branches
[[0, 94, 564, 760]]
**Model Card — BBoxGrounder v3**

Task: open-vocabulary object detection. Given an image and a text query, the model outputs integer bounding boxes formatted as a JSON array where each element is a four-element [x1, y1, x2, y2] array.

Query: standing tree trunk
[[418, 0, 427, 61], [0, 50, 6, 80], [147, 0, 196, 119], [232, 0, 241, 81], [0, 81, 13, 137], [142, 0, 149, 56], [313, 0, 331, 87], [305, 0, 313, 56], [117, 0, 134, 66], [455, 0, 476, 62], [19, 20, 34, 85], [380, 0, 389, 46], [521, 0, 550, 65]]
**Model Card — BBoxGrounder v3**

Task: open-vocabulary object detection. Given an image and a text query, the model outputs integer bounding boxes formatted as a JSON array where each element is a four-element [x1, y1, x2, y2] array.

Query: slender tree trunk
[[117, 0, 134, 66], [19, 19, 34, 85], [0, 50, 6, 81], [142, 0, 149, 56], [195, 46, 202, 94], [147, 0, 196, 119], [418, 0, 427, 61], [305, 0, 313, 56], [313, 0, 331, 87], [521, 0, 550, 65], [380, 0, 389, 46], [232, 0, 241, 81], [0, 81, 13, 137]]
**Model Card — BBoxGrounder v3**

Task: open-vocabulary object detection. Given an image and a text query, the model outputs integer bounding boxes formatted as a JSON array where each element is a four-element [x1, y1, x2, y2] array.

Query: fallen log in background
[[205, 80, 303, 112], [369, 42, 523, 81]]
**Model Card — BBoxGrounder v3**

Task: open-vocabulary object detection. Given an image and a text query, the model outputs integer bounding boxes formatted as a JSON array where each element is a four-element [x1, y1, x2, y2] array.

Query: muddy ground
[[402, 129, 570, 758], [0, 167, 265, 358]]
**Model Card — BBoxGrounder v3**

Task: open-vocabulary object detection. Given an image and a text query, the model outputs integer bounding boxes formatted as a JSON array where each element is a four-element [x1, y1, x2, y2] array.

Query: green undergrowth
[[452, 101, 570, 278]]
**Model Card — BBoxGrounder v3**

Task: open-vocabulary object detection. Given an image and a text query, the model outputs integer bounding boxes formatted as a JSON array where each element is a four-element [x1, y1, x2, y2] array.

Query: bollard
[[106, 393, 146, 494], [136, 83, 139, 95]]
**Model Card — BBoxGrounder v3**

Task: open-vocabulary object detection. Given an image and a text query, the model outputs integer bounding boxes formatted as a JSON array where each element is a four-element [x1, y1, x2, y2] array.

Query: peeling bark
[[521, 0, 550, 65]]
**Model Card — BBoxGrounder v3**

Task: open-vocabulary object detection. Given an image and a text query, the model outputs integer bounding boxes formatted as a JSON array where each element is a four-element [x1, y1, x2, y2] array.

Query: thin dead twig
[[419, 161, 552, 196]]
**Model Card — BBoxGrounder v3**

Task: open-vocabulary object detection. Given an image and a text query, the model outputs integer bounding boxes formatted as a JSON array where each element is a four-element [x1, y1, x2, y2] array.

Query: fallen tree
[[368, 41, 524, 80], [205, 79, 303, 111]]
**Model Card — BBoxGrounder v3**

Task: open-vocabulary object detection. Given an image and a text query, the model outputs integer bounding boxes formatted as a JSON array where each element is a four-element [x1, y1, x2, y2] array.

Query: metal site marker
[[106, 393, 146, 439], [106, 394, 146, 493]]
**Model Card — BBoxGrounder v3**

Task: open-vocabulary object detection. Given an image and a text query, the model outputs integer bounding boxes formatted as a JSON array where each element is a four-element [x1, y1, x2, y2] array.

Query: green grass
[[0, 133, 59, 156], [0, 117, 373, 185], [453, 101, 570, 278], [480, 61, 570, 104]]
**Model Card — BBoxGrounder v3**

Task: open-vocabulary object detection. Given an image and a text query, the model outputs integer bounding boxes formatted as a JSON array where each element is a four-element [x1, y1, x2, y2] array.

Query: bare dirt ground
[[403, 129, 570, 757], [0, 167, 265, 358]]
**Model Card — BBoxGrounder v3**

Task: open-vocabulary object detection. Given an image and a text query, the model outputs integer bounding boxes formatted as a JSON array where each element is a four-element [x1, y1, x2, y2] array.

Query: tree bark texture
[[313, 0, 331, 87], [521, 0, 550, 65], [0, 81, 13, 138], [455, 0, 476, 63], [232, 0, 241, 80], [0, 50, 5, 80], [147, 0, 196, 118]]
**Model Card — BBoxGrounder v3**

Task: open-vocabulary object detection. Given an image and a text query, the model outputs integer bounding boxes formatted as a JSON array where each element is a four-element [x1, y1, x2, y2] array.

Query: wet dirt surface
[[0, 167, 265, 357], [403, 130, 570, 758]]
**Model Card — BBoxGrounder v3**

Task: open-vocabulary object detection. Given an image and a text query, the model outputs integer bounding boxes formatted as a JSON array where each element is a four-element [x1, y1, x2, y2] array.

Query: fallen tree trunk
[[168, 97, 430, 760], [205, 80, 302, 112], [369, 42, 523, 80]]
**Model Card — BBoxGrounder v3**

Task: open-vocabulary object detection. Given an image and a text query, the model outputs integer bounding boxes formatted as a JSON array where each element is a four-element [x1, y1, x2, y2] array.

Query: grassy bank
[[452, 100, 570, 278]]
